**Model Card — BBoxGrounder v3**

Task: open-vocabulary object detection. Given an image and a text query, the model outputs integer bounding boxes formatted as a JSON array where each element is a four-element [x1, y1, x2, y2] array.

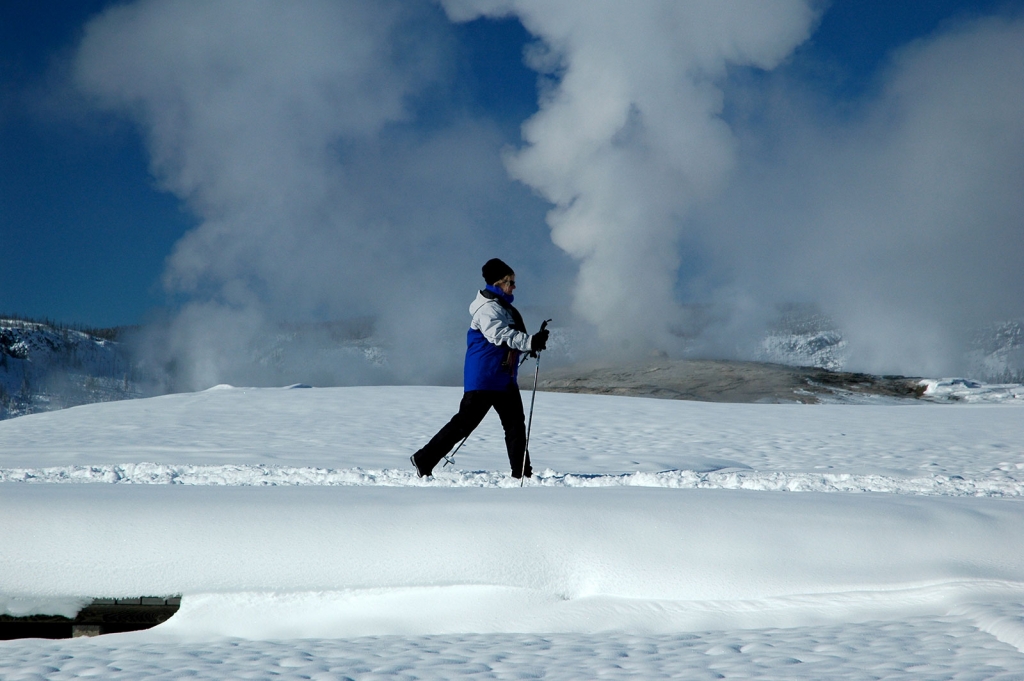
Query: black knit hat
[[482, 258, 514, 285]]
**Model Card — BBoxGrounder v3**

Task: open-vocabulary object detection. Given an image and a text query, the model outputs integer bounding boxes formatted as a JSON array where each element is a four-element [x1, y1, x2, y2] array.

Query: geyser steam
[[70, 1, 1024, 384], [72, 0, 559, 389], [444, 0, 819, 350]]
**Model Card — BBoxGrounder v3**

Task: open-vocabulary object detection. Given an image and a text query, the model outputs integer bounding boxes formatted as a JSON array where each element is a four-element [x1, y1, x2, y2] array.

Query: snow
[[2, 385, 1024, 678], [4, 625, 1023, 680], [920, 377, 1024, 403], [5, 624, 1022, 680], [1, 385, 1022, 477]]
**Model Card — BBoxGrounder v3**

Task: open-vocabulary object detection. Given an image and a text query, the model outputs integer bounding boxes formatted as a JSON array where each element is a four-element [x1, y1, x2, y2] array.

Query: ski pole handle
[[527, 319, 553, 359]]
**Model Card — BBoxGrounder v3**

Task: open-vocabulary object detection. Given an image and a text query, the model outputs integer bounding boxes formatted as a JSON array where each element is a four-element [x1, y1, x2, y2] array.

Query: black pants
[[413, 386, 530, 476]]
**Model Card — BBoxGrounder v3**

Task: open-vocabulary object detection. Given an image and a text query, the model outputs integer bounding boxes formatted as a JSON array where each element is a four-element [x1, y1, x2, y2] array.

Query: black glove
[[530, 328, 549, 352]]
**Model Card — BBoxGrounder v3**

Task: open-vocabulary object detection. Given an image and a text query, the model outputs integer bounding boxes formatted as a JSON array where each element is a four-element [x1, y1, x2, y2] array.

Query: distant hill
[[0, 317, 141, 420]]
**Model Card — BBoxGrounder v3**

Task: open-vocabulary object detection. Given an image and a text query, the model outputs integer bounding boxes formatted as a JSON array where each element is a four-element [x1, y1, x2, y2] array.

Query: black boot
[[410, 453, 431, 478], [511, 457, 532, 479]]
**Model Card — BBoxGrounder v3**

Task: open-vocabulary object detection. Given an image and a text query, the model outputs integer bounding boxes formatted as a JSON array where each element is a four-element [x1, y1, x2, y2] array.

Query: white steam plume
[[72, 0, 559, 389], [71, 0, 1024, 384], [704, 14, 1024, 375], [442, 0, 818, 350]]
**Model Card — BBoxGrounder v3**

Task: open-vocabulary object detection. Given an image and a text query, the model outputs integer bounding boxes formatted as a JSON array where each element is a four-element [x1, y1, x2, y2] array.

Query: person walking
[[411, 258, 548, 478]]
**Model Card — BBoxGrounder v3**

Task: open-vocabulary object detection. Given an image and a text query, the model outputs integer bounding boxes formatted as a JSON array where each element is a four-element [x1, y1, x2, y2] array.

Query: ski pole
[[521, 319, 550, 486], [442, 434, 469, 468]]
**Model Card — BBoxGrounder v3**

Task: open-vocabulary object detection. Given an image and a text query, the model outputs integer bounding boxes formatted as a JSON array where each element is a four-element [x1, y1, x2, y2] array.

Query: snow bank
[[3, 483, 1024, 639]]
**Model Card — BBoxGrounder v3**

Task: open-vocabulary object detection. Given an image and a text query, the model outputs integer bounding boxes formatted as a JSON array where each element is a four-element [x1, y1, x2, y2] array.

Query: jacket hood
[[469, 291, 492, 316]]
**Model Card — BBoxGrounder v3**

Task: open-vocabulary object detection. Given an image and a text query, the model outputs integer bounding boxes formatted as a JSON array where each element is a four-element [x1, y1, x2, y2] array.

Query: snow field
[[1, 385, 1022, 478], [3, 623, 1023, 680], [2, 385, 1024, 678]]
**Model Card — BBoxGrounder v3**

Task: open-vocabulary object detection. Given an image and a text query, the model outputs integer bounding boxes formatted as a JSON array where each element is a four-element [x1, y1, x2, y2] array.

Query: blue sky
[[1, 0, 1022, 377]]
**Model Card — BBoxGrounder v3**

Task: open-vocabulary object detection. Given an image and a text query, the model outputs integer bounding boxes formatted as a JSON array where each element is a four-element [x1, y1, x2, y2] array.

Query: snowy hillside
[[756, 308, 848, 371], [0, 319, 140, 420], [967, 320, 1024, 383], [757, 312, 1024, 387], [2, 386, 1024, 678]]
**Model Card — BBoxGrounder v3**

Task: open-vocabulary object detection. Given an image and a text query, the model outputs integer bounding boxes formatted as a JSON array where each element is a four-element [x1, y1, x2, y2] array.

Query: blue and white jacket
[[464, 285, 535, 391]]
